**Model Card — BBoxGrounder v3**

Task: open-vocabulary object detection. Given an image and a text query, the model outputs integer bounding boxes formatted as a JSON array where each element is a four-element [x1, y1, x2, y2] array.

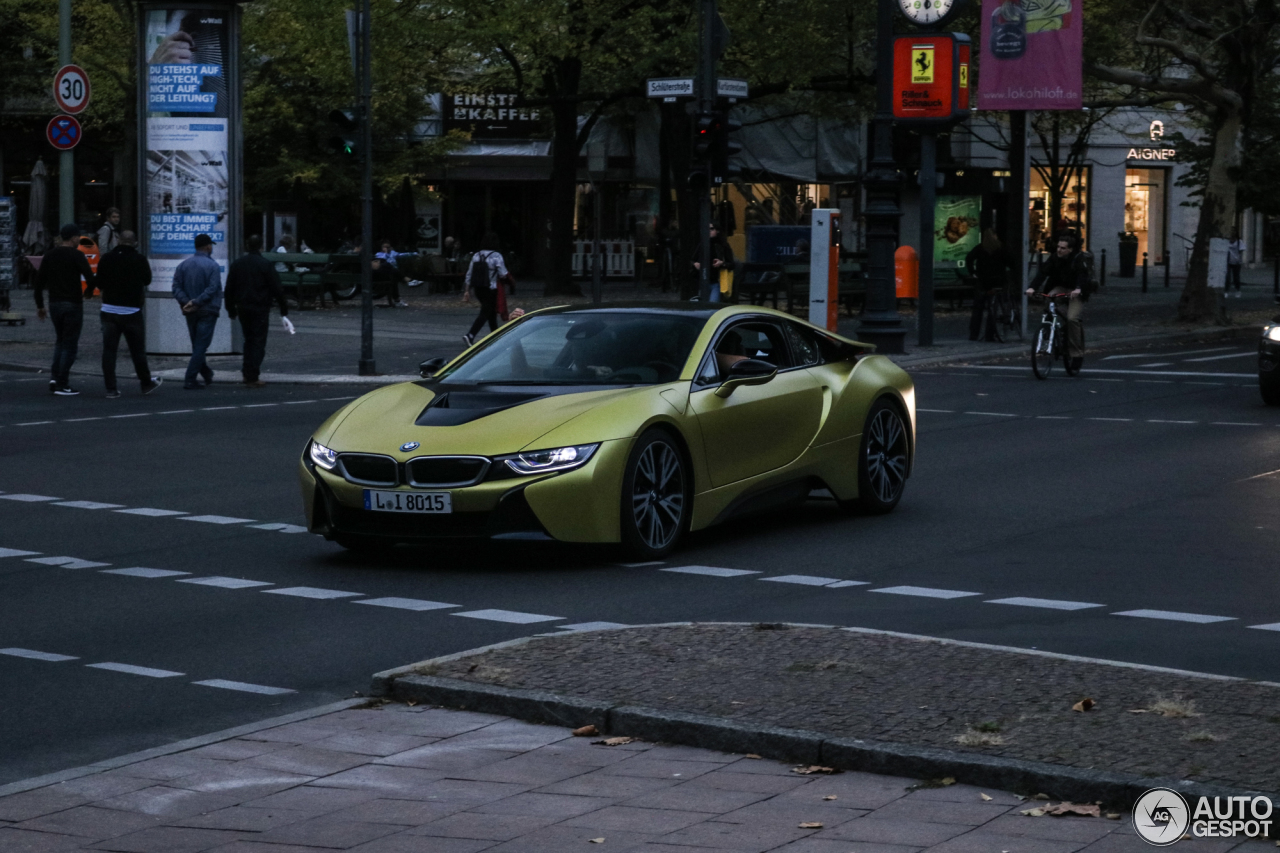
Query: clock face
[[900, 0, 956, 25]]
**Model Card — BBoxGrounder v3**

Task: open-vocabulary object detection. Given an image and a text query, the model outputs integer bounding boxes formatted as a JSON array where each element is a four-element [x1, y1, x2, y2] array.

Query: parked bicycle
[[1029, 292, 1083, 379], [982, 288, 1022, 343]]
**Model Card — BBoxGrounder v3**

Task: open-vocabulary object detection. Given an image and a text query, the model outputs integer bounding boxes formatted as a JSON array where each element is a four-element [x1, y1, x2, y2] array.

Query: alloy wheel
[[864, 407, 908, 505], [630, 440, 685, 552]]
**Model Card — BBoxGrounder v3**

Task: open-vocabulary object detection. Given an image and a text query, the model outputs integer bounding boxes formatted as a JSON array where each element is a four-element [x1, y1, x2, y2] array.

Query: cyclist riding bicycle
[[1026, 234, 1089, 371], [965, 228, 1015, 341]]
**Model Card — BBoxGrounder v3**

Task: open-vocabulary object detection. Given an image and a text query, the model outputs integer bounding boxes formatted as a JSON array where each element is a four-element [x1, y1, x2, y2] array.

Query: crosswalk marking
[[354, 597, 460, 611], [0, 548, 40, 558], [1114, 609, 1235, 624], [0, 494, 59, 502], [986, 597, 1105, 611], [178, 576, 273, 589], [871, 585, 981, 599], [26, 556, 110, 569], [102, 567, 190, 579], [180, 515, 257, 525], [193, 679, 295, 695], [264, 586, 363, 600], [453, 609, 564, 624], [114, 508, 188, 517], [1248, 623, 1280, 632], [87, 662, 184, 678], [53, 501, 125, 510], [762, 574, 846, 587], [0, 648, 77, 662], [1184, 351, 1254, 363], [663, 565, 761, 578]]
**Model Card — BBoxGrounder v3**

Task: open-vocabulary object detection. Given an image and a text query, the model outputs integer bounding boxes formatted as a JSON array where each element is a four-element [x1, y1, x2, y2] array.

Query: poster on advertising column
[[142, 8, 231, 292], [978, 0, 1082, 111], [935, 196, 981, 265]]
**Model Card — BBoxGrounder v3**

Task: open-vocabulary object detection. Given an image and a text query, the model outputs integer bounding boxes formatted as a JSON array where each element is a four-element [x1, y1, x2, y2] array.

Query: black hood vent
[[415, 388, 549, 426]]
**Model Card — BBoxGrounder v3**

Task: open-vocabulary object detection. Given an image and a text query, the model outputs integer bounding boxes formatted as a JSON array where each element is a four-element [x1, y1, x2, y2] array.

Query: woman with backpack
[[462, 232, 509, 345]]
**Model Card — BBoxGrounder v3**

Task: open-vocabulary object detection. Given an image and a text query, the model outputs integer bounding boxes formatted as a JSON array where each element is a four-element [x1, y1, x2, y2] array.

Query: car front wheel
[[849, 398, 909, 514], [621, 429, 689, 558]]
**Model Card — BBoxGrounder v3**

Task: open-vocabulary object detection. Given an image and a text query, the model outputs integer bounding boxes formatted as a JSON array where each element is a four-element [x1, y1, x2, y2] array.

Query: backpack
[[468, 252, 491, 291], [1074, 250, 1099, 301]]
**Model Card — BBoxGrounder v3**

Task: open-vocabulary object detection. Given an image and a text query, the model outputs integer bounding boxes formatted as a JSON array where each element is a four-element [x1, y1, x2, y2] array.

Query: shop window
[[1125, 168, 1168, 264], [1029, 168, 1089, 252]]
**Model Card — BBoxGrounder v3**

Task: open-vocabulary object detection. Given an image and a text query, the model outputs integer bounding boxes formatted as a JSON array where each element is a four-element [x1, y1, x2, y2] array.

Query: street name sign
[[53, 65, 91, 115], [717, 78, 749, 100], [647, 78, 695, 99], [47, 115, 82, 150]]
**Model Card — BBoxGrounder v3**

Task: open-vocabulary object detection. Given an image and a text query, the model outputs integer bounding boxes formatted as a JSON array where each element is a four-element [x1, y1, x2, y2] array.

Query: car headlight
[[501, 443, 599, 475], [309, 440, 339, 471], [1266, 325, 1280, 343]]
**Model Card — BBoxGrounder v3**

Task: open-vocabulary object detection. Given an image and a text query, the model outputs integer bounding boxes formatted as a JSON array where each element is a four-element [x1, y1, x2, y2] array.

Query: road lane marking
[[1113, 609, 1235, 624], [0, 648, 77, 662], [452, 609, 564, 624], [87, 662, 184, 678], [1183, 351, 1253, 362], [662, 566, 761, 578], [0, 548, 40, 558], [249, 523, 308, 533], [1248, 623, 1280, 632], [25, 557, 110, 569], [64, 417, 104, 422], [53, 500, 125, 510], [871, 586, 981, 599], [1104, 346, 1236, 360], [243, 403, 278, 408], [115, 508, 188, 517], [917, 408, 955, 413], [156, 409, 195, 415], [1035, 416, 1070, 420], [13, 421, 54, 426], [1211, 422, 1261, 426], [557, 622, 629, 632], [1137, 363, 1173, 368], [200, 406, 238, 411], [0, 494, 60, 502], [987, 597, 1105, 611], [108, 413, 150, 419], [354, 597, 460, 611], [283, 400, 318, 405], [180, 515, 257, 525], [179, 576, 273, 589], [1146, 419, 1196, 424], [101, 567, 191, 579], [264, 587, 363, 600], [964, 411, 1019, 417], [616, 561, 665, 568], [1088, 417, 1132, 422], [827, 580, 870, 588], [192, 679, 295, 695], [761, 574, 847, 587]]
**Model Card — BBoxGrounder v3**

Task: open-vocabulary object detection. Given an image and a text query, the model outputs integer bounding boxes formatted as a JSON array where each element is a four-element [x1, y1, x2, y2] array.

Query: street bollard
[[1164, 254, 1170, 288], [1100, 248, 1106, 289], [1142, 252, 1148, 293]]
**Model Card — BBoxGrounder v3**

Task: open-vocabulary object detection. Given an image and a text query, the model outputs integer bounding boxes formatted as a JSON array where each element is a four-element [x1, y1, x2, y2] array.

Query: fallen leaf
[[792, 765, 838, 775], [980, 793, 993, 801], [745, 754, 762, 760], [1042, 802, 1101, 818], [1072, 698, 1096, 712], [1033, 793, 1051, 801], [941, 777, 956, 786], [799, 822, 824, 829], [1106, 813, 1121, 820], [592, 737, 635, 746], [1021, 808, 1046, 817], [823, 795, 838, 801], [406, 700, 418, 707], [1128, 709, 1150, 714], [731, 701, 745, 705], [573, 725, 599, 737], [589, 838, 605, 844]]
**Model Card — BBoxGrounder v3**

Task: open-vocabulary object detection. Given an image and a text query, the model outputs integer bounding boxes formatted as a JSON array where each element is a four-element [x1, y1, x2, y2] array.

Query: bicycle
[[983, 287, 1022, 343], [1029, 292, 1083, 379]]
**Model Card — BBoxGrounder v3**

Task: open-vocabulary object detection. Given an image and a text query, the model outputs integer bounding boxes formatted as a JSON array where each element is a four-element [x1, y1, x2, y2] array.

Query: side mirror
[[419, 357, 446, 378], [715, 358, 777, 398]]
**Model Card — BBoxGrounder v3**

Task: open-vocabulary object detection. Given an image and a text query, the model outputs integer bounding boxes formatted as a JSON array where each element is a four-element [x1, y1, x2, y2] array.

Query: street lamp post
[[358, 0, 375, 376], [857, 0, 907, 353]]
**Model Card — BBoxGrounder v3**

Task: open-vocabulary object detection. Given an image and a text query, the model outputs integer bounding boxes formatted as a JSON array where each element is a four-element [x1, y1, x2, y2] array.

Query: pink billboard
[[978, 0, 1082, 111]]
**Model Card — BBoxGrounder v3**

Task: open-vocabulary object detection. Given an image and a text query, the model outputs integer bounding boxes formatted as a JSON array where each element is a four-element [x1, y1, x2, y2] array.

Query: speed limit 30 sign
[[53, 65, 91, 115]]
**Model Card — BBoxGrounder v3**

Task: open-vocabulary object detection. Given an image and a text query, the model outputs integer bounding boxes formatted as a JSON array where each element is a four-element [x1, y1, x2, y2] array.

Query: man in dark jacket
[[97, 230, 162, 398], [224, 234, 289, 387], [1027, 234, 1090, 369], [35, 223, 95, 396]]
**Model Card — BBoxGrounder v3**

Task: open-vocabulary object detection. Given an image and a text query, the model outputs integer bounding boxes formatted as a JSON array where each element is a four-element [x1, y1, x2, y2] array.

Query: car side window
[[784, 323, 822, 367], [699, 321, 792, 385]]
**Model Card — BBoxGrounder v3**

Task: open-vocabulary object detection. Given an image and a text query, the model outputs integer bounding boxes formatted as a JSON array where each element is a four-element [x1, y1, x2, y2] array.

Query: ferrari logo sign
[[959, 64, 968, 88], [912, 47, 935, 84]]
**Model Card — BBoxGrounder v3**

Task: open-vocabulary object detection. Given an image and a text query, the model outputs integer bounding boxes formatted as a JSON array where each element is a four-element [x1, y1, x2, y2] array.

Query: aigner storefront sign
[[1127, 147, 1177, 161]]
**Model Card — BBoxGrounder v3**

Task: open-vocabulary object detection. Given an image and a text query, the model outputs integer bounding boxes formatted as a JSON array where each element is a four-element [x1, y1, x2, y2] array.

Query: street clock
[[898, 0, 966, 29]]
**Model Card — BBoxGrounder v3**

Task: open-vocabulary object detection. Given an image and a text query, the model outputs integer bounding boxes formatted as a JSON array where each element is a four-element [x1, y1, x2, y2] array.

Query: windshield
[[441, 312, 707, 386]]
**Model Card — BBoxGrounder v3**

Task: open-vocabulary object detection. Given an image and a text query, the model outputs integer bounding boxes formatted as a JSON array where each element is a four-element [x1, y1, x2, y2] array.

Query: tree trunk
[[544, 60, 585, 297], [1178, 106, 1243, 322]]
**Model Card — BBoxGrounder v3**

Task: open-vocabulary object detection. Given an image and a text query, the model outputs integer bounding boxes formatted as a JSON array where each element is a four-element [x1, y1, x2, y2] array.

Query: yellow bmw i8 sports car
[[300, 303, 915, 557]]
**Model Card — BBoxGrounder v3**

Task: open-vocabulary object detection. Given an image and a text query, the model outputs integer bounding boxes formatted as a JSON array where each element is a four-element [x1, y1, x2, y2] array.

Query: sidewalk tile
[[347, 836, 496, 853], [982, 814, 1121, 843], [715, 759, 812, 777], [621, 784, 773, 814], [451, 754, 605, 786], [14, 805, 161, 839], [94, 785, 241, 819], [600, 757, 725, 780], [769, 839, 922, 853], [562, 805, 711, 833], [167, 764, 314, 798], [907, 784, 1026, 806], [391, 778, 531, 805], [637, 745, 740, 764], [375, 745, 521, 773], [240, 721, 345, 745], [657, 820, 815, 852], [534, 771, 682, 799], [246, 785, 379, 812], [1077, 835, 1249, 852], [482, 825, 661, 853], [471, 792, 618, 818], [192, 843, 356, 853], [692, 769, 809, 795], [245, 744, 373, 776], [633, 845, 754, 853], [710, 800, 866, 828], [0, 789, 90, 822], [410, 811, 561, 840], [815, 817, 971, 846], [53, 774, 156, 800], [113, 754, 230, 782], [869, 797, 1015, 825], [307, 764, 449, 794], [0, 827, 87, 851], [326, 797, 462, 825], [921, 829, 1085, 853], [309, 731, 437, 757], [359, 708, 506, 739], [173, 804, 317, 831], [523, 739, 650, 767], [772, 774, 912, 810], [84, 825, 249, 852], [185, 739, 289, 761], [257, 816, 403, 848], [444, 719, 574, 752]]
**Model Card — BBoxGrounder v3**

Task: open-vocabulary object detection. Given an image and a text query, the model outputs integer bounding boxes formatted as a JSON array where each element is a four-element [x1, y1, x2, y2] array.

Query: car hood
[[322, 381, 658, 456]]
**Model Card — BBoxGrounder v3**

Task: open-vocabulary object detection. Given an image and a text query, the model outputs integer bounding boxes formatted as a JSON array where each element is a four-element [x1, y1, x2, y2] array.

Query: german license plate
[[363, 490, 452, 513]]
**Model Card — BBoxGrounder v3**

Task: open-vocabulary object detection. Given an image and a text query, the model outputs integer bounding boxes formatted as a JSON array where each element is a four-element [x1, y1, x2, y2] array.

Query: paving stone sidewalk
[[414, 625, 1280, 798], [0, 699, 1267, 852]]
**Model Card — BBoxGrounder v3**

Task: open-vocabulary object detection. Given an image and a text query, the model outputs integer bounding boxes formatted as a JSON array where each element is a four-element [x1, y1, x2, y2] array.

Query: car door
[[689, 320, 825, 488]]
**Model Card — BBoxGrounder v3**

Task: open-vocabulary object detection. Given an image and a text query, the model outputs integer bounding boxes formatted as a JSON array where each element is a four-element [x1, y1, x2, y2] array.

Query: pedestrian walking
[[97, 207, 122, 254], [96, 230, 162, 398], [692, 223, 736, 302], [35, 223, 96, 396], [1226, 229, 1245, 297], [225, 234, 290, 387], [171, 233, 223, 390], [965, 228, 1015, 341], [462, 232, 508, 345]]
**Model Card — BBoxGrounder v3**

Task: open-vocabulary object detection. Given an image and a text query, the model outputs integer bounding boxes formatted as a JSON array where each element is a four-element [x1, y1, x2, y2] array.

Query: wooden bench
[[270, 252, 329, 308]]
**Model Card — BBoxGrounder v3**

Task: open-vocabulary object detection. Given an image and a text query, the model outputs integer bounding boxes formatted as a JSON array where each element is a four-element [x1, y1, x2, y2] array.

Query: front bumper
[[1260, 334, 1280, 376], [298, 438, 629, 544]]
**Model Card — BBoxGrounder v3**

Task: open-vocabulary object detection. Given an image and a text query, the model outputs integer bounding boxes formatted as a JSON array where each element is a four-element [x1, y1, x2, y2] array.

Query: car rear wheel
[[621, 430, 689, 558], [849, 398, 909, 514]]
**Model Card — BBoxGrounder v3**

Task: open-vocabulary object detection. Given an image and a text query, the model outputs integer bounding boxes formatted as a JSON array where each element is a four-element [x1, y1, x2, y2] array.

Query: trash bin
[[1118, 238, 1138, 278]]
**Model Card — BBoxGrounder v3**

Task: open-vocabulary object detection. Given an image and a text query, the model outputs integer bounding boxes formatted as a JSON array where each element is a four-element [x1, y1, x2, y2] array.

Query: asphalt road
[[2, 337, 1278, 786]]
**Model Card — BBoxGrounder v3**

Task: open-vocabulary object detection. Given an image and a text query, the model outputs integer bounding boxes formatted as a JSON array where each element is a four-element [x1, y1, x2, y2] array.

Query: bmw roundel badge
[[400, 441, 420, 452]]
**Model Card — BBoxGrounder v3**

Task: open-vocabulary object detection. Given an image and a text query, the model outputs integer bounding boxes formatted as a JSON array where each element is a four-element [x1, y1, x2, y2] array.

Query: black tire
[[620, 429, 690, 558], [849, 398, 910, 514], [1031, 326, 1055, 379], [332, 284, 358, 300], [1262, 374, 1280, 406]]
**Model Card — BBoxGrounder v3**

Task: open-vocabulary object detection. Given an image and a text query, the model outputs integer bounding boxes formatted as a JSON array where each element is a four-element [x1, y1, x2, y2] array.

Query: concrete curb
[[0, 361, 416, 385], [374, 625, 1278, 808], [0, 698, 367, 799]]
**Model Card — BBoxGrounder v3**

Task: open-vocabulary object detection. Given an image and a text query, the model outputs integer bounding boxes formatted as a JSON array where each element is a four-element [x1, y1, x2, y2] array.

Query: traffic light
[[693, 111, 718, 161], [710, 107, 742, 184], [326, 108, 359, 157]]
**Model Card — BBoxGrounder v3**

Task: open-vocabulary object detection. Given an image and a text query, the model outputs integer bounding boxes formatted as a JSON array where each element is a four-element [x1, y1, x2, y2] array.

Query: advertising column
[[139, 4, 241, 354]]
